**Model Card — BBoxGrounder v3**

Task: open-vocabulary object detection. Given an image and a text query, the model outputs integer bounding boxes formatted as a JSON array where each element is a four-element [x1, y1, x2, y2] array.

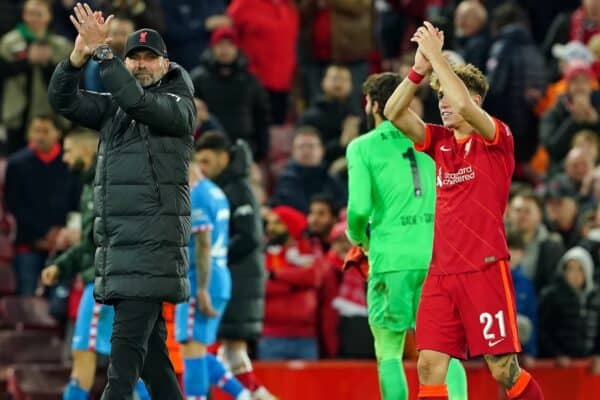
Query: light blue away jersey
[[189, 178, 231, 300]]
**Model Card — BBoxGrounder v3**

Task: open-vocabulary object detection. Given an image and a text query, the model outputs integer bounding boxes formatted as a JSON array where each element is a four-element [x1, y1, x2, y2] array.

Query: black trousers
[[100, 300, 183, 400]]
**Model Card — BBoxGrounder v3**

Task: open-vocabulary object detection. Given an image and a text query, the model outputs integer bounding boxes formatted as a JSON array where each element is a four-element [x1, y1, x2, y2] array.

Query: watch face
[[95, 46, 112, 60]]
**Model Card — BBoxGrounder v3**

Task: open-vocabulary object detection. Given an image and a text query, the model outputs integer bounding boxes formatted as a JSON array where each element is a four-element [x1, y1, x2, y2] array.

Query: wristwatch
[[93, 45, 114, 62]]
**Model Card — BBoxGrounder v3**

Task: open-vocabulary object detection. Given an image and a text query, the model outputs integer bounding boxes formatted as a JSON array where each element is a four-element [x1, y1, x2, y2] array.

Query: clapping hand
[[410, 22, 444, 66], [68, 3, 113, 67]]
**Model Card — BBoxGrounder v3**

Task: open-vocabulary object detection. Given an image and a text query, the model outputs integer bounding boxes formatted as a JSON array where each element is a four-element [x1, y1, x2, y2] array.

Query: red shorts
[[416, 260, 522, 359]]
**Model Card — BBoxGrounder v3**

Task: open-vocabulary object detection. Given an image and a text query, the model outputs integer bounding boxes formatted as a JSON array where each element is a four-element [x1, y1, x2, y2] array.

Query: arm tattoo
[[195, 230, 212, 290]]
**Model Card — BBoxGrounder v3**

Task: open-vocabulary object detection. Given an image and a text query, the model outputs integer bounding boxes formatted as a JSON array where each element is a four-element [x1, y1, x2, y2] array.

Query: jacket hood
[[199, 48, 249, 73], [219, 139, 252, 182], [557, 246, 595, 294], [158, 62, 194, 96], [497, 23, 533, 44]]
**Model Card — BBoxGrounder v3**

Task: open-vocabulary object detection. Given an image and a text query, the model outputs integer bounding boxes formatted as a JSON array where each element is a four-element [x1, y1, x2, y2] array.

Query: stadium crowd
[[2, 0, 600, 391]]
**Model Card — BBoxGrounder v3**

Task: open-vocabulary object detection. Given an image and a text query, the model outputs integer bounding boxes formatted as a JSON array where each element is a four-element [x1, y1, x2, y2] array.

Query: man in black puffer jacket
[[48, 5, 194, 399], [190, 26, 270, 162], [194, 131, 272, 398]]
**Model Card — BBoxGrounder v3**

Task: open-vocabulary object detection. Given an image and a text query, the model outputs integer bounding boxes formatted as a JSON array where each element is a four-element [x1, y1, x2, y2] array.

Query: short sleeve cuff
[[414, 124, 432, 152], [191, 224, 212, 233], [484, 118, 503, 146]]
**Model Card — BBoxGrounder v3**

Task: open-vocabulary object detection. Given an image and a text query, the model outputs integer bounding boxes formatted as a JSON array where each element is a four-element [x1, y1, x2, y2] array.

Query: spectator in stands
[[543, 0, 600, 60], [270, 126, 346, 214], [160, 0, 230, 71], [191, 27, 270, 162], [97, 0, 165, 35], [579, 202, 600, 285], [328, 220, 373, 359], [228, 0, 299, 124], [194, 132, 273, 398], [507, 189, 565, 292], [298, 0, 373, 110], [548, 147, 596, 208], [192, 99, 223, 141], [0, 0, 73, 154], [485, 3, 547, 165], [538, 246, 600, 374], [307, 193, 339, 253], [540, 61, 600, 170], [536, 41, 597, 116], [572, 129, 600, 165], [83, 15, 135, 92], [453, 0, 491, 73], [260, 205, 323, 360], [506, 229, 539, 365], [4, 115, 80, 295], [299, 64, 361, 165], [545, 178, 583, 249]]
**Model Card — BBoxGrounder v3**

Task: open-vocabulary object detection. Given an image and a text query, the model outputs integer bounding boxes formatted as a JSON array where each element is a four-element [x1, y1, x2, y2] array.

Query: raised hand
[[69, 3, 113, 52], [69, 7, 112, 67], [411, 21, 444, 64]]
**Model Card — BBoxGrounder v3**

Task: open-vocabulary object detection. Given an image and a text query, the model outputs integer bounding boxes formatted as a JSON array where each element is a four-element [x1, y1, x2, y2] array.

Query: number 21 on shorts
[[480, 311, 506, 347]]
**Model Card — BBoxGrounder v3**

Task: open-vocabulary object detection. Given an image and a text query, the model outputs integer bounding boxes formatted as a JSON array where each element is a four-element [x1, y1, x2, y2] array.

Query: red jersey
[[414, 118, 515, 274]]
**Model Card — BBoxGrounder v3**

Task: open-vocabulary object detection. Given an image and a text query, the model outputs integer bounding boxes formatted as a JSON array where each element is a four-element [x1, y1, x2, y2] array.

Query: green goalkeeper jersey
[[346, 120, 436, 274]]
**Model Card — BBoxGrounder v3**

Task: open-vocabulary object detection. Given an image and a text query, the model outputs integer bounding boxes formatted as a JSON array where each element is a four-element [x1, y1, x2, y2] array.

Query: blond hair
[[572, 129, 600, 161], [430, 63, 490, 100]]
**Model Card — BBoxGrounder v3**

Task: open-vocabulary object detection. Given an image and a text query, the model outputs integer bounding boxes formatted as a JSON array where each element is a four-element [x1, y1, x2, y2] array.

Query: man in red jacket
[[259, 206, 324, 360]]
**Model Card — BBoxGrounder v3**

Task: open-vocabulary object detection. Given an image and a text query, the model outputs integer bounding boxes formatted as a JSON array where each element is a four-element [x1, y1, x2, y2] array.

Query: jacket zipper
[[142, 131, 162, 205], [101, 136, 109, 299]]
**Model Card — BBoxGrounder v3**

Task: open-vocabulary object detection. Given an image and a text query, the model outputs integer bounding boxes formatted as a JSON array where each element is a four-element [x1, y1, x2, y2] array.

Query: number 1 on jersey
[[402, 148, 422, 197]]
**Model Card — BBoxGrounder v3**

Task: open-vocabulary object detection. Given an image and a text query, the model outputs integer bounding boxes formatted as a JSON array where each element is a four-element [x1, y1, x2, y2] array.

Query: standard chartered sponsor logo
[[436, 165, 475, 187]]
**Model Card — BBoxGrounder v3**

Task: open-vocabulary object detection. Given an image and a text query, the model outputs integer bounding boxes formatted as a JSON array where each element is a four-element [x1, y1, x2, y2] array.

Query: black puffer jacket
[[215, 140, 265, 340], [190, 50, 270, 162], [485, 24, 547, 162], [48, 58, 195, 304]]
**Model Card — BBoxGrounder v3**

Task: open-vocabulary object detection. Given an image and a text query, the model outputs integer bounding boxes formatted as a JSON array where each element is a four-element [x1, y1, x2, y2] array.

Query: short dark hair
[[309, 193, 341, 217], [326, 63, 351, 74], [506, 228, 525, 250], [194, 130, 231, 153], [29, 113, 62, 130], [294, 125, 323, 144], [362, 73, 402, 116], [511, 187, 543, 212], [491, 3, 526, 31]]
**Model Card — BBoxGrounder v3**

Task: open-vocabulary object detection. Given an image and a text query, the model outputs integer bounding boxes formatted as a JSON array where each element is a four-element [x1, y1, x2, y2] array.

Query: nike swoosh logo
[[488, 338, 505, 347], [440, 145, 452, 152]]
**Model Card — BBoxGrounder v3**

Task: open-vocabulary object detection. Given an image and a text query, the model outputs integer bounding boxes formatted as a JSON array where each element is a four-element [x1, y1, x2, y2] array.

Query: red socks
[[418, 384, 448, 399], [506, 370, 544, 399], [234, 371, 261, 392]]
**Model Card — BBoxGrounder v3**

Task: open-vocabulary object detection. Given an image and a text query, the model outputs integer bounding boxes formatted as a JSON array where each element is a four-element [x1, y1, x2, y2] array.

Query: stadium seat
[[6, 364, 107, 400], [0, 263, 16, 296], [0, 296, 58, 330], [0, 331, 63, 365], [0, 331, 63, 400]]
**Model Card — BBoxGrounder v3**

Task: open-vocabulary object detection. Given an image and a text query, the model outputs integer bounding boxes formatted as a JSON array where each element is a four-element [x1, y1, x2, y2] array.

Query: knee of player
[[417, 355, 442, 381]]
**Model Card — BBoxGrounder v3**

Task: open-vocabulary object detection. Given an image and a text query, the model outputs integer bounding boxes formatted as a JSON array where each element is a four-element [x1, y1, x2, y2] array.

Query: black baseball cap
[[124, 29, 168, 58]]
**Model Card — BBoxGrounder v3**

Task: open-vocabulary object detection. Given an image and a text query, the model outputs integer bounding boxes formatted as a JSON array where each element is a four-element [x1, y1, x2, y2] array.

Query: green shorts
[[367, 269, 428, 332]]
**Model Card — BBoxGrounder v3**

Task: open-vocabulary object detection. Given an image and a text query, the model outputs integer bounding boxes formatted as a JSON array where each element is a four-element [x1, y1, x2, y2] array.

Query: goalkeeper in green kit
[[346, 72, 467, 400]]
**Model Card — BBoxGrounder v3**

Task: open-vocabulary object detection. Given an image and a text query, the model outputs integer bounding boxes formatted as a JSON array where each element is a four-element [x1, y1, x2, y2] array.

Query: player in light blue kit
[[175, 163, 251, 400]]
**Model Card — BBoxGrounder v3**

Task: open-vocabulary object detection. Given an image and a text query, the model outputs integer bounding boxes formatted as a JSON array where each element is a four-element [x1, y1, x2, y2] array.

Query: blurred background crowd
[[1, 0, 600, 381]]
